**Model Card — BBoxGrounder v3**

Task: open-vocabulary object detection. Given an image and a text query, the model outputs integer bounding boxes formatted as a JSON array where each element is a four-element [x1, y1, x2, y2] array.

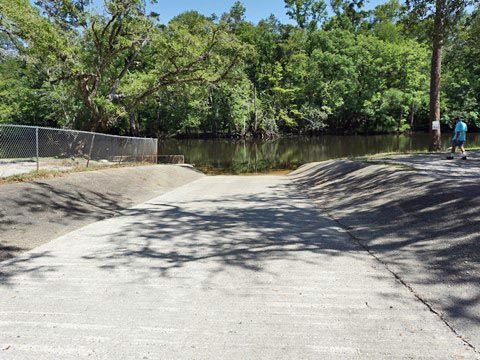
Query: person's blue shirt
[[453, 121, 468, 141]]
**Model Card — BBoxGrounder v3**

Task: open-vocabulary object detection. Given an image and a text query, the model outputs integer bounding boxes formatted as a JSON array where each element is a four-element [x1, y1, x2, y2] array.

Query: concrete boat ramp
[[0, 175, 477, 359]]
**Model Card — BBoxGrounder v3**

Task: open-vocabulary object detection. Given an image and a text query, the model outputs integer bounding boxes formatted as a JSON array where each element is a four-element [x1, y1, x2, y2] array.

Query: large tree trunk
[[130, 112, 140, 136], [253, 86, 258, 136], [84, 96, 102, 132], [77, 76, 103, 132], [429, 0, 445, 151]]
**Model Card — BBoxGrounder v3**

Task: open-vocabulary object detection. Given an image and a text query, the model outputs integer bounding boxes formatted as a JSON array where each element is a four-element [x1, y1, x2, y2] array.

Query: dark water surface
[[158, 133, 480, 174]]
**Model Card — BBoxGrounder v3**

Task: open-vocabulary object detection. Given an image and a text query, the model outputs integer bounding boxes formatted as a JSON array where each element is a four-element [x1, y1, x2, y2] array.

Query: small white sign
[[432, 121, 441, 130]]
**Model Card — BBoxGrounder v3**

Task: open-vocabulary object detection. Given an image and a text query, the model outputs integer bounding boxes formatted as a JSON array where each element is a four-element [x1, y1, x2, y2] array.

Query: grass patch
[[0, 162, 157, 185]]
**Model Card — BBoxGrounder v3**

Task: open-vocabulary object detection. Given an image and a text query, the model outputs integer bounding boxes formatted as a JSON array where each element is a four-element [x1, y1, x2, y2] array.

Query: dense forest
[[0, 0, 479, 138]]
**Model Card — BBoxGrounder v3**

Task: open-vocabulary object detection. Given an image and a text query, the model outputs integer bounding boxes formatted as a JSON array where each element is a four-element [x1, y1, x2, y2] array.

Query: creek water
[[158, 133, 480, 174]]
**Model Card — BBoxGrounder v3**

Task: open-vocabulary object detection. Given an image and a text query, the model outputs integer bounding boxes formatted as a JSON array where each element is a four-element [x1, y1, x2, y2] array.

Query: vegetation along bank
[[1, 0, 479, 138]]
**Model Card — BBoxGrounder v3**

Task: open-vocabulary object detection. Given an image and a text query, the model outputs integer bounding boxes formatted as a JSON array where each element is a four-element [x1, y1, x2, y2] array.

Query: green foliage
[[0, 0, 478, 136], [442, 8, 480, 128], [284, 0, 328, 31]]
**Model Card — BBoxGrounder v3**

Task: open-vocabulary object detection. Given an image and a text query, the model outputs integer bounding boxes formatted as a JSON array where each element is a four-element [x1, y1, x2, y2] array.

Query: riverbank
[[290, 152, 480, 351], [0, 165, 204, 261], [158, 134, 480, 174]]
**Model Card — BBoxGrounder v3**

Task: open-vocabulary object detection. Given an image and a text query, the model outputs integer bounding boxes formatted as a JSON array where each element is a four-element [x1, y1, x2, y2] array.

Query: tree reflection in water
[[158, 134, 480, 174]]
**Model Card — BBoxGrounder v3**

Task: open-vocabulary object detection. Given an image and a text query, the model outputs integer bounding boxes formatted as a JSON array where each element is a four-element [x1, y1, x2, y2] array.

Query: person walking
[[447, 119, 468, 160]]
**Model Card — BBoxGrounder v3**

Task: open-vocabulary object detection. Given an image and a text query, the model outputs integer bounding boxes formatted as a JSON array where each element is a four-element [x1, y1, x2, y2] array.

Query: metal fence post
[[0, 124, 157, 174], [140, 139, 146, 162], [119, 139, 125, 164], [86, 134, 95, 168], [35, 127, 39, 171]]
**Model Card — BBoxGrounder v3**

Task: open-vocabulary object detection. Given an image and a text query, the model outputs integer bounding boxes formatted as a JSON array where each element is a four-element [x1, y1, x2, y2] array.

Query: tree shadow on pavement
[[0, 251, 57, 286], [0, 180, 364, 287], [291, 160, 480, 341], [0, 181, 126, 231], [0, 181, 131, 261], [77, 184, 361, 283]]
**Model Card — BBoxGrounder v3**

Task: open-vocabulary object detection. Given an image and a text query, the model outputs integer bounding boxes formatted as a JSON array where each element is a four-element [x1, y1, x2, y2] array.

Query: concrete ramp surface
[[0, 176, 476, 359]]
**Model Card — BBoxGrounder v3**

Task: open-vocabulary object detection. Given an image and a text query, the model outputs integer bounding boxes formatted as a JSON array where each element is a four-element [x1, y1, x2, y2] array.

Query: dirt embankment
[[0, 165, 204, 261], [290, 158, 480, 352]]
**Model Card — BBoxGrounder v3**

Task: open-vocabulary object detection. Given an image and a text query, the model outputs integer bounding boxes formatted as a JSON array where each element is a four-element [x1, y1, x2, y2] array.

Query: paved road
[[0, 176, 476, 359]]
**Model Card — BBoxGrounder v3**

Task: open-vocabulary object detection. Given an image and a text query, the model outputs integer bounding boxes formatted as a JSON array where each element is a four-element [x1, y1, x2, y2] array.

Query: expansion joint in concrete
[[290, 179, 479, 356], [326, 211, 479, 356]]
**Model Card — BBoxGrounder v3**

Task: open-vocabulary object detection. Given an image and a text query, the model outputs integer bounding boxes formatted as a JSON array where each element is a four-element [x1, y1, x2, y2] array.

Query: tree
[[284, 0, 328, 31], [1, 0, 473, 139], [222, 1, 247, 32], [326, 0, 369, 31], [0, 0, 248, 133], [442, 8, 480, 129], [370, 0, 407, 42], [406, 0, 476, 150]]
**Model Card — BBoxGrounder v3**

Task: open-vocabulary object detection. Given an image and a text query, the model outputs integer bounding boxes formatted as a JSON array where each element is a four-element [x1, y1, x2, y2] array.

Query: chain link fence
[[0, 124, 158, 178]]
